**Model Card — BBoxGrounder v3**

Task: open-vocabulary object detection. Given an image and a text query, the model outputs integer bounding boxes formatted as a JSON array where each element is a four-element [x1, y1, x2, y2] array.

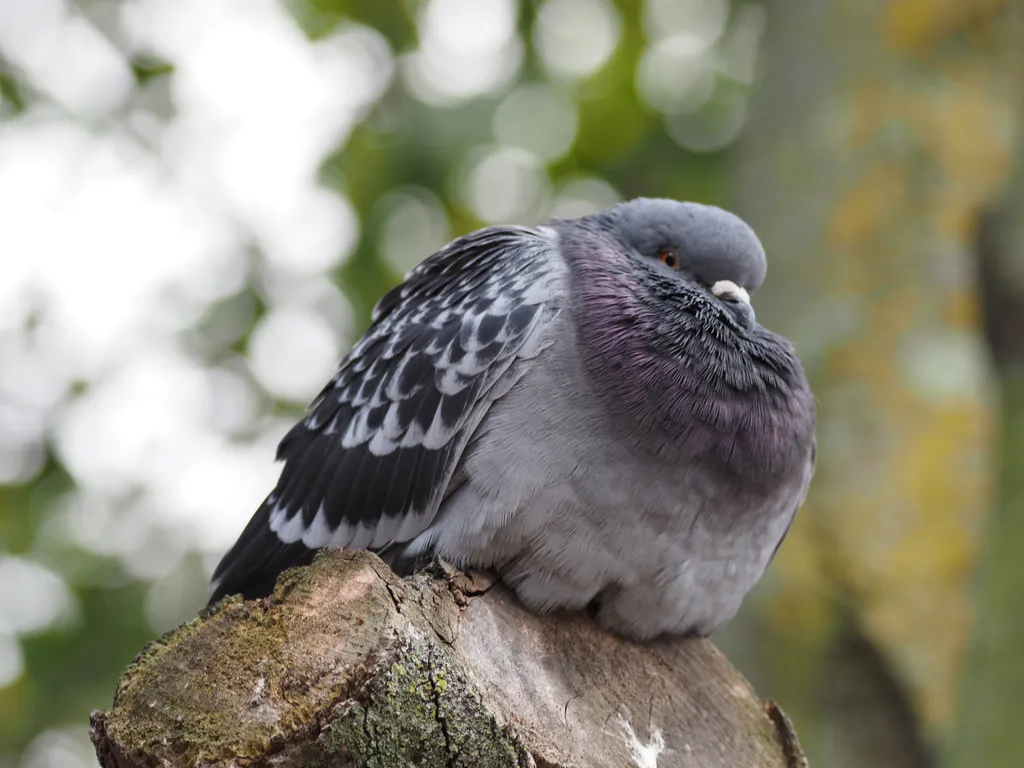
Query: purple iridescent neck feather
[[555, 220, 815, 486]]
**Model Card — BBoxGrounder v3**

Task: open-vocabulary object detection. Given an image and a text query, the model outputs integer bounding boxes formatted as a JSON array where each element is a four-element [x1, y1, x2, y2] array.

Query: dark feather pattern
[[210, 226, 564, 603]]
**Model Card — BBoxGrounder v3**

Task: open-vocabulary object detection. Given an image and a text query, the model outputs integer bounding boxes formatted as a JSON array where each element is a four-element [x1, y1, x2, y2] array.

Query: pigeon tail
[[208, 498, 317, 606]]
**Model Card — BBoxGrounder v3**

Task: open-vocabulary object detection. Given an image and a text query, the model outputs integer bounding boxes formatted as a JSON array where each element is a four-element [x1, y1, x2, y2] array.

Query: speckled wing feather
[[209, 226, 564, 603]]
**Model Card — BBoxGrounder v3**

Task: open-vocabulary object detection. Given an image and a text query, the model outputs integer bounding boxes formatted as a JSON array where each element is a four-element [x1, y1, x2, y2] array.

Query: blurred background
[[0, 0, 1021, 766]]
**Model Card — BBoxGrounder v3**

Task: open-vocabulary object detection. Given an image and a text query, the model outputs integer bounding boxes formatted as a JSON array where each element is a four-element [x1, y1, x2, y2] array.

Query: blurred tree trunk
[[726, 0, 1022, 765], [946, 123, 1024, 765], [90, 551, 807, 768]]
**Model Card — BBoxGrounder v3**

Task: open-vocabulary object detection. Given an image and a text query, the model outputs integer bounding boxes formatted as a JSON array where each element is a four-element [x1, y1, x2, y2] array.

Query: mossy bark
[[90, 550, 806, 767]]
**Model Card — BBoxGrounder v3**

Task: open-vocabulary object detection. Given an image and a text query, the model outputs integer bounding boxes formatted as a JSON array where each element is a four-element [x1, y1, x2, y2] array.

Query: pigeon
[[210, 197, 816, 640]]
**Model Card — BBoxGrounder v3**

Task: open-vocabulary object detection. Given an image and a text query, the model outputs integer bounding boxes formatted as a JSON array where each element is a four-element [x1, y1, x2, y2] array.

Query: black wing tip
[[207, 501, 319, 607]]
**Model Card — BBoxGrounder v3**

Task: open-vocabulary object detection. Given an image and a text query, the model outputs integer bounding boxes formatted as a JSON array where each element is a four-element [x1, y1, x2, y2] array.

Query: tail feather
[[208, 500, 317, 606]]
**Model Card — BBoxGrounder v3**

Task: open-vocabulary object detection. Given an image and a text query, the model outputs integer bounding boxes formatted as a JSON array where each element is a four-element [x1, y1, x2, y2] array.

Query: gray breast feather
[[402, 330, 816, 638]]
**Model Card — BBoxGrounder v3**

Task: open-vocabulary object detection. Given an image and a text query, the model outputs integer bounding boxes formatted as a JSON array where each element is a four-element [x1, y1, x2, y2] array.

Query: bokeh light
[[494, 83, 578, 162], [458, 145, 550, 224], [402, 0, 522, 105], [376, 188, 453, 276], [533, 0, 622, 81], [247, 306, 344, 402]]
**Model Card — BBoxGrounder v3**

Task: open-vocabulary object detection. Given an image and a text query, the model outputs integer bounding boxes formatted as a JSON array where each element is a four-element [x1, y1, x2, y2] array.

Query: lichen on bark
[[313, 636, 526, 767]]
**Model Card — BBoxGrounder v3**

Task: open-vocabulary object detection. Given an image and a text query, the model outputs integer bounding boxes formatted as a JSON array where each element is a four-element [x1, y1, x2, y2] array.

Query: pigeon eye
[[658, 250, 680, 270]]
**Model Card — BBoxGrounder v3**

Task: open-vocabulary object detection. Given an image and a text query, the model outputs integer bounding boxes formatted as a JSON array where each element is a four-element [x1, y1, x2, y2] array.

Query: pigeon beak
[[710, 280, 750, 305], [711, 280, 755, 331]]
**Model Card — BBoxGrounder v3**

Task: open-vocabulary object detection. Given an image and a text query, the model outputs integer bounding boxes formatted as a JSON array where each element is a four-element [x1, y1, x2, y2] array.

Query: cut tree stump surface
[[90, 550, 805, 767]]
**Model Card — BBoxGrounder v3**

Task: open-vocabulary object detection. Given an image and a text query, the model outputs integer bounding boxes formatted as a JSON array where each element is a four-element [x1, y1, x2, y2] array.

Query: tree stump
[[89, 550, 806, 767]]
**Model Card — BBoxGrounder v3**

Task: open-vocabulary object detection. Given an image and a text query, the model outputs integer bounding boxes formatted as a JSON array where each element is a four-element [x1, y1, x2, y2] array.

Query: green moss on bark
[[103, 555, 403, 765], [109, 596, 294, 762]]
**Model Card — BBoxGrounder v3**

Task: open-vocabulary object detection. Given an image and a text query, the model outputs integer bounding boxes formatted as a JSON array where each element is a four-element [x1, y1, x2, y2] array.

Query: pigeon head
[[590, 197, 767, 332], [557, 197, 811, 471]]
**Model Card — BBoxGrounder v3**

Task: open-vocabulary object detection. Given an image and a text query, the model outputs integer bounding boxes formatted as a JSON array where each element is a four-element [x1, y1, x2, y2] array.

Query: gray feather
[[211, 198, 816, 641]]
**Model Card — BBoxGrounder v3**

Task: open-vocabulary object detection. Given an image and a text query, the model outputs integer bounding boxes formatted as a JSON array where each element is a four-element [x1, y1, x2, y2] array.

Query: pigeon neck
[[559, 221, 813, 475]]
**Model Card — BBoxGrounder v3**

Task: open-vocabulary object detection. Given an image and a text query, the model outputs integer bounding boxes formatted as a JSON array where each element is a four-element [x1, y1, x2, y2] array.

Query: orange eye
[[658, 250, 680, 270]]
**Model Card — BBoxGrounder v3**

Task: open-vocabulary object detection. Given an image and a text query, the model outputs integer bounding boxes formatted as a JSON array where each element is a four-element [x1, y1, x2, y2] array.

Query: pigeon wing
[[209, 225, 565, 603]]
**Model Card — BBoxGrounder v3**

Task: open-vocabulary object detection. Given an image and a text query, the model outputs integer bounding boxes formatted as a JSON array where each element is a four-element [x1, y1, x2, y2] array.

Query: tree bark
[[89, 550, 805, 768]]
